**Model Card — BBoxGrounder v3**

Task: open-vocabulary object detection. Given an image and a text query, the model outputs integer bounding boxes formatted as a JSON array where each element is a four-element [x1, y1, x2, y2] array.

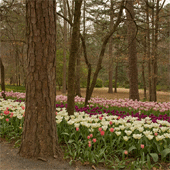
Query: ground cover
[[0, 96, 170, 169]]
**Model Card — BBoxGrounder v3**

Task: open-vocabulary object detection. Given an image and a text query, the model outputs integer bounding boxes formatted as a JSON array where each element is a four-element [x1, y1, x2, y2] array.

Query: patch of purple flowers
[[56, 103, 170, 123]]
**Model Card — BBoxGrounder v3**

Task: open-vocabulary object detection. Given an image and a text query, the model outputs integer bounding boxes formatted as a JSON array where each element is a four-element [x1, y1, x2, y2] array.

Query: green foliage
[[80, 67, 88, 88], [80, 79, 87, 88], [95, 79, 103, 87], [104, 80, 119, 88], [0, 85, 25, 93], [123, 81, 129, 89]]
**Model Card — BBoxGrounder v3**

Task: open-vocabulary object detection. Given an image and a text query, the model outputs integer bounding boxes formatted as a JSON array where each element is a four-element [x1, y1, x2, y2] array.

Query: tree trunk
[[126, 0, 139, 101], [62, 0, 67, 94], [146, 2, 152, 101], [151, 2, 155, 101], [84, 1, 124, 105], [75, 36, 81, 97], [0, 58, 6, 99], [19, 0, 59, 159], [153, 0, 159, 102], [67, 0, 82, 115], [114, 62, 118, 93], [142, 35, 147, 99], [108, 0, 114, 94], [19, 74, 21, 86]]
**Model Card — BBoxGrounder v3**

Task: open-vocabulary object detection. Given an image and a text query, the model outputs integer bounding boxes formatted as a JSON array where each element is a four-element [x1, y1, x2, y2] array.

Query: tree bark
[[151, 1, 155, 101], [108, 0, 114, 94], [19, 0, 59, 159], [152, 0, 159, 102], [67, 0, 82, 115], [146, 1, 152, 101], [126, 0, 139, 100], [85, 0, 124, 105], [75, 35, 81, 97], [0, 58, 6, 99], [62, 0, 67, 94], [114, 62, 118, 93], [142, 35, 147, 99]]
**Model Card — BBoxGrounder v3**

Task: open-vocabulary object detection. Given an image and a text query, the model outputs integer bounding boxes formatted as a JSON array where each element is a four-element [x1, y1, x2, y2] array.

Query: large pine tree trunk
[[19, 0, 59, 159], [0, 58, 6, 99], [126, 0, 139, 100], [67, 0, 82, 115]]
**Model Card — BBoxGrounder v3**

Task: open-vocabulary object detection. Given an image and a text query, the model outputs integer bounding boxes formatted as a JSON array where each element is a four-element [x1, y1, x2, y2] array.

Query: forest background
[[0, 0, 170, 103]]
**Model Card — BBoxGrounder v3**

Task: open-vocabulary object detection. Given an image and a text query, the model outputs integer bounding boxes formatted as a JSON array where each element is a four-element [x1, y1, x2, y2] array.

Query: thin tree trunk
[[146, 2, 152, 101], [62, 0, 67, 94], [126, 0, 139, 100], [19, 0, 60, 159], [67, 0, 82, 115], [151, 1, 155, 101], [75, 35, 81, 97], [142, 35, 147, 99], [153, 0, 159, 102], [114, 62, 118, 93], [85, 1, 124, 104], [0, 58, 6, 99], [108, 0, 114, 94], [19, 74, 21, 86]]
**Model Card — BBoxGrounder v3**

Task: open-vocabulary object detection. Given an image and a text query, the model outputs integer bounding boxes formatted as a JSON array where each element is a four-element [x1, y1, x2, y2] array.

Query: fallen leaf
[[38, 157, 48, 162], [92, 165, 96, 170], [83, 161, 89, 165], [152, 167, 156, 170]]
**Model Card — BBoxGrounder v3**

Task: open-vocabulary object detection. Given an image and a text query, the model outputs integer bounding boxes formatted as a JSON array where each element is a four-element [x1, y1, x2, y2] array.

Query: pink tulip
[[124, 150, 128, 155], [87, 136, 90, 139], [90, 134, 93, 138], [99, 117, 102, 120], [93, 138, 96, 143], [88, 143, 91, 147], [154, 133, 158, 136], [21, 106, 25, 110], [76, 127, 79, 131], [6, 118, 9, 122], [4, 110, 9, 115], [98, 127, 102, 132], [109, 121, 113, 125], [100, 131, 105, 136], [110, 128, 114, 133], [141, 144, 144, 149]]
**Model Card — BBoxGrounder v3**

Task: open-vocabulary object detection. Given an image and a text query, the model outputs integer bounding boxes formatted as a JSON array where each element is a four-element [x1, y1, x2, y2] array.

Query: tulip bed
[[0, 92, 170, 169]]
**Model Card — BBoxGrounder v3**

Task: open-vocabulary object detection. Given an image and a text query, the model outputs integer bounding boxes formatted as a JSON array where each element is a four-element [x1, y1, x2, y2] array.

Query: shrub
[[95, 79, 103, 87], [80, 80, 87, 88], [104, 80, 119, 88]]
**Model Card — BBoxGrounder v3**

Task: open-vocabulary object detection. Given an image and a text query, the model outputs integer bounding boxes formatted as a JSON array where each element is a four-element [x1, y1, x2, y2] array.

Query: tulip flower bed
[[0, 96, 170, 169]]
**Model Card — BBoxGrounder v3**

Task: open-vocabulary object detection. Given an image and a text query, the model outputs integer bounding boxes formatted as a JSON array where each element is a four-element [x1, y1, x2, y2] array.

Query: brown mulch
[[57, 88, 170, 103]]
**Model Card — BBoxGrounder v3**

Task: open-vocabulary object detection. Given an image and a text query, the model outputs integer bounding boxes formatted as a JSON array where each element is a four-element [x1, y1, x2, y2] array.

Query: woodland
[[0, 0, 170, 169]]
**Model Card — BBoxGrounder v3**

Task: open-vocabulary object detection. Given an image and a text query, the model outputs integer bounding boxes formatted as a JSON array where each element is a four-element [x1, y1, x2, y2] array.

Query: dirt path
[[56, 88, 170, 102], [0, 140, 106, 170]]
